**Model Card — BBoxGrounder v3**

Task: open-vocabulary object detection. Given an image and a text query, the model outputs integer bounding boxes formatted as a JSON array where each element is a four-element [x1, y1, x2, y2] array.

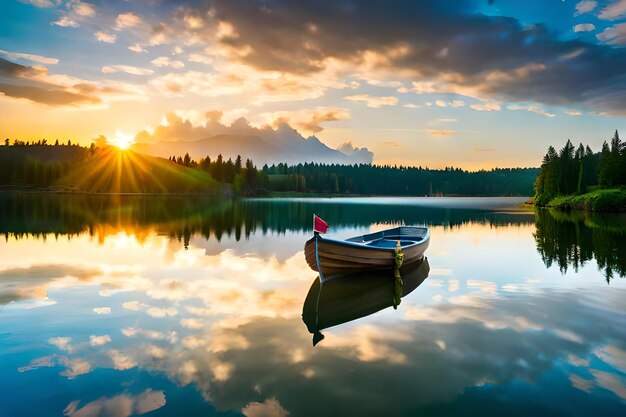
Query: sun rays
[[57, 147, 216, 194], [107, 130, 135, 150]]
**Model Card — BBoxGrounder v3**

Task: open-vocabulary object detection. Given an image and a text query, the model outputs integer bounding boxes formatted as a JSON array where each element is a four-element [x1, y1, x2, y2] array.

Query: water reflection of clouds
[[20, 289, 625, 415], [63, 389, 166, 417], [3, 222, 626, 416]]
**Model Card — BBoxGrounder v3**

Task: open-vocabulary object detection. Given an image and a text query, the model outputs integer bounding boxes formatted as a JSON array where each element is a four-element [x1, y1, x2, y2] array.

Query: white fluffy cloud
[[599, 0, 626, 20], [116, 12, 141, 29], [574, 1, 597, 16], [94, 31, 116, 43], [151, 56, 185, 68], [574, 23, 596, 32], [344, 94, 398, 108], [597, 23, 626, 45]]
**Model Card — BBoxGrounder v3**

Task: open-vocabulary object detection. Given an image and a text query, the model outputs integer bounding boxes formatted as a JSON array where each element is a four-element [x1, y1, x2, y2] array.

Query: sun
[[108, 130, 135, 150]]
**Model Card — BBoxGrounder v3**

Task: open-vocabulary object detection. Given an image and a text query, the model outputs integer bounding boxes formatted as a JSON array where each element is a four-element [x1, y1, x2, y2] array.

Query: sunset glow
[[108, 131, 134, 150], [0, 1, 624, 168]]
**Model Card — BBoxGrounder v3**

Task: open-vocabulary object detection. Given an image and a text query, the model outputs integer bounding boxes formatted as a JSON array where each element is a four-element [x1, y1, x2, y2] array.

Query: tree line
[[534, 130, 625, 205], [168, 152, 269, 196], [0, 141, 92, 187], [261, 163, 537, 196], [2, 140, 540, 196]]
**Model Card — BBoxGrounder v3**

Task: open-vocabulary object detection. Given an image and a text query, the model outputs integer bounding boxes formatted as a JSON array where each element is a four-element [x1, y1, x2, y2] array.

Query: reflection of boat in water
[[304, 226, 430, 279], [302, 257, 430, 346]]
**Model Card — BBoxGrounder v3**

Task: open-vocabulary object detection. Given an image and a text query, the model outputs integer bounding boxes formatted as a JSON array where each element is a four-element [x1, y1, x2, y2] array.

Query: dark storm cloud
[[0, 58, 101, 106], [176, 0, 626, 112]]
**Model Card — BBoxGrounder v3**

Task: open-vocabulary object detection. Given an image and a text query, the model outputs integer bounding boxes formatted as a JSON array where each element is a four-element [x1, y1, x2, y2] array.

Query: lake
[[1, 195, 625, 417]]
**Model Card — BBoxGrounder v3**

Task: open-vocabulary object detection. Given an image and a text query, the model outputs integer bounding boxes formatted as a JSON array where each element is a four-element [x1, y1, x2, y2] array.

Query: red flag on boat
[[313, 214, 329, 234]]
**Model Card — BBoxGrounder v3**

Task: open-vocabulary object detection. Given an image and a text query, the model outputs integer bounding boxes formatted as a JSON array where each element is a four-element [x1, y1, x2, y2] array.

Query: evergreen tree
[[235, 155, 242, 174]]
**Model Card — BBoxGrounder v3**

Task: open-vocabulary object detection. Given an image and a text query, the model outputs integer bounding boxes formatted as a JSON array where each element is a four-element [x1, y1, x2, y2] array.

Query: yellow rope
[[393, 240, 404, 309]]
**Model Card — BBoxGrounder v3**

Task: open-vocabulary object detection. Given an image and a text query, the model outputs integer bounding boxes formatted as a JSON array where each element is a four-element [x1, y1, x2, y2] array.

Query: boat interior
[[345, 226, 429, 248]]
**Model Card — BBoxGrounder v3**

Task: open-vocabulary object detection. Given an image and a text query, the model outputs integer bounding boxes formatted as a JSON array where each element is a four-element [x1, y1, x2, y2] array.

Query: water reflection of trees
[[534, 208, 626, 282], [0, 194, 533, 244]]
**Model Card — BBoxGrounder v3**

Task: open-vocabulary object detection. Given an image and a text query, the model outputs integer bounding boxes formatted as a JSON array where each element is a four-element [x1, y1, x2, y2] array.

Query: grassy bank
[[547, 189, 626, 212]]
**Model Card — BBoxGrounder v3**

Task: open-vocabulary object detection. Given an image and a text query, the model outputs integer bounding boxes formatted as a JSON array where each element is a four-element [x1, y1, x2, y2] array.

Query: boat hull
[[304, 227, 430, 279]]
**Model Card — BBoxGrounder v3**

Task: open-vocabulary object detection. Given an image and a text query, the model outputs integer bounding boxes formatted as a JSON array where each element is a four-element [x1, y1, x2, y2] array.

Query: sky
[[1, 0, 626, 169]]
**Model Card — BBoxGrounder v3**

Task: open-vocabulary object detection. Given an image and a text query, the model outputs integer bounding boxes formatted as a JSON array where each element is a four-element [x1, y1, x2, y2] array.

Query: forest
[[0, 141, 250, 194], [261, 163, 537, 196], [1, 139, 538, 196], [534, 130, 626, 209]]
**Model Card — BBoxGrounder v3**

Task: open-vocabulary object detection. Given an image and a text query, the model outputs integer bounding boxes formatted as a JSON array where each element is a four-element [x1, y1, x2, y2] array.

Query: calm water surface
[[1, 195, 625, 417]]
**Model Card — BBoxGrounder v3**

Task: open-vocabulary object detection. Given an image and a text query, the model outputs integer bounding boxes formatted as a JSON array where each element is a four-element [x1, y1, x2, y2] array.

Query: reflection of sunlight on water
[[111, 231, 140, 249]]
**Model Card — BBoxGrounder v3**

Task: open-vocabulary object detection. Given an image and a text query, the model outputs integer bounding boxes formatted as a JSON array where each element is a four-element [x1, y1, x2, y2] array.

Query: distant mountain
[[131, 114, 373, 166]]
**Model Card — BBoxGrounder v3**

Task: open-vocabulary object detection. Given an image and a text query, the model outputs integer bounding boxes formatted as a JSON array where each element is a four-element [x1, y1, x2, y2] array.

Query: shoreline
[[534, 189, 626, 213], [0, 187, 531, 199]]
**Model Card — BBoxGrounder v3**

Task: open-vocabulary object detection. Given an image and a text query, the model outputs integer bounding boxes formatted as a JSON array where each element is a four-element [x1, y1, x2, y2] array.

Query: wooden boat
[[302, 257, 430, 345], [304, 226, 430, 280]]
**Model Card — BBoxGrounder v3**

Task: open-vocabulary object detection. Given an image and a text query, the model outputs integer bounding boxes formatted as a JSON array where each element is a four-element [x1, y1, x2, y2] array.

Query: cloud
[[470, 102, 501, 111], [108, 349, 137, 370], [506, 104, 556, 117], [0, 262, 103, 304], [336, 142, 374, 160], [133, 110, 372, 164], [19, 0, 55, 7], [101, 65, 154, 76], [597, 23, 626, 45], [53, 1, 95, 28], [594, 345, 626, 371], [151, 56, 185, 68], [344, 94, 398, 108], [188, 53, 212, 65], [0, 49, 59, 65], [63, 389, 165, 417], [565, 109, 582, 116], [599, 0, 626, 20], [590, 370, 626, 400], [427, 130, 455, 137], [94, 31, 116, 43], [427, 118, 457, 126], [149, 66, 344, 103], [166, 0, 626, 114], [0, 58, 147, 107], [49, 337, 76, 353], [93, 307, 111, 314], [260, 107, 350, 133], [116, 12, 141, 29], [574, 23, 596, 32], [128, 44, 147, 53], [433, 99, 464, 108], [53, 16, 79, 27], [574, 1, 597, 16], [59, 357, 92, 379], [72, 1, 95, 17], [149, 23, 172, 46], [241, 398, 289, 417], [89, 335, 112, 346]]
